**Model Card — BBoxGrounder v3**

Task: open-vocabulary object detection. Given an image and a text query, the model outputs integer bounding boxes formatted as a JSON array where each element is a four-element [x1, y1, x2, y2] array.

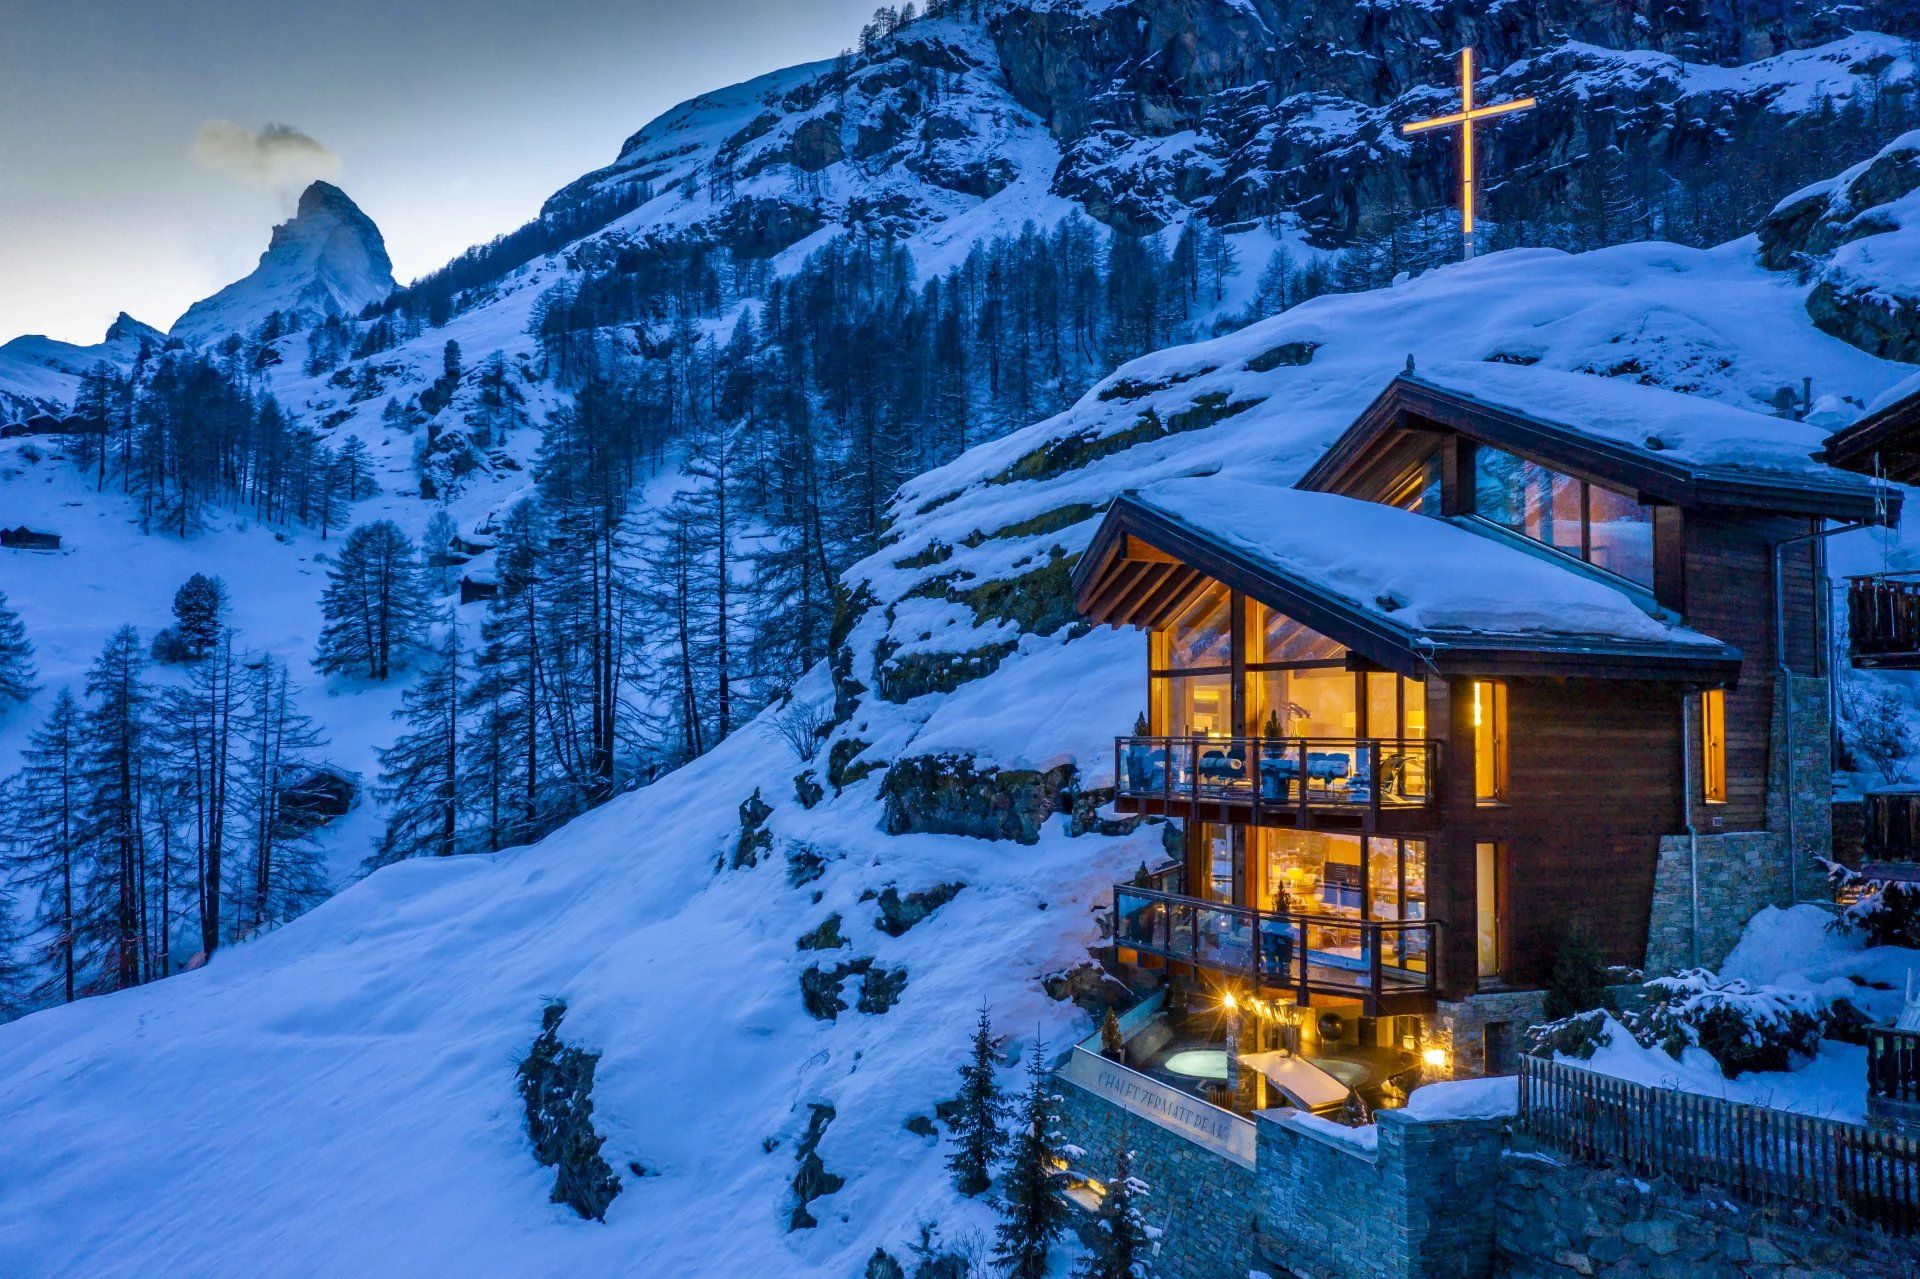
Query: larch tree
[[0, 589, 37, 708], [8, 690, 85, 1002], [372, 622, 465, 866], [76, 627, 154, 992], [317, 519, 428, 681], [159, 633, 238, 958], [232, 655, 327, 932]]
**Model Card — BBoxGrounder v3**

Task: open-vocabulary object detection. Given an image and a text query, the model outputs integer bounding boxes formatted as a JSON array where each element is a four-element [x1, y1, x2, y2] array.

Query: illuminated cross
[[1401, 47, 1535, 261]]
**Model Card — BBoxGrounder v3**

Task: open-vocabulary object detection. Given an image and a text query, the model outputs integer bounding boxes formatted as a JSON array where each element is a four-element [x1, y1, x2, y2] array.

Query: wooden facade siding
[[1679, 513, 1819, 832]]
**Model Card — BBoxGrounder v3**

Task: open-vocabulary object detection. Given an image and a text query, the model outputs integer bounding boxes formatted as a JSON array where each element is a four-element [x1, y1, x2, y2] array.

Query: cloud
[[193, 121, 340, 196]]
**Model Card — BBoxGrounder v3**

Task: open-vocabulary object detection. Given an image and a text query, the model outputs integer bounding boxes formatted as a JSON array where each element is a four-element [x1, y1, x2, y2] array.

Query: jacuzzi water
[[1161, 1049, 1230, 1081]]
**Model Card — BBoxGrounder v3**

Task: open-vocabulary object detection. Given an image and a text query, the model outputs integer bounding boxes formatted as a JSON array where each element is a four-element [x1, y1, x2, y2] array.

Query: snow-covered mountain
[[3, 152, 1918, 1275], [0, 312, 161, 420], [169, 180, 395, 346]]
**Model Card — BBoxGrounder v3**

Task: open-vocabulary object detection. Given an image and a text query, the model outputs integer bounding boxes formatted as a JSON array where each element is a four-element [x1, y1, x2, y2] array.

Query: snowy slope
[[0, 313, 162, 421], [169, 181, 396, 346], [2, 222, 1917, 1275]]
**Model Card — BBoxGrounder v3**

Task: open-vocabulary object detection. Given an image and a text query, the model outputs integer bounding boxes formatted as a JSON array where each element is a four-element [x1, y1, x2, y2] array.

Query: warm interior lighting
[[1472, 682, 1482, 727]]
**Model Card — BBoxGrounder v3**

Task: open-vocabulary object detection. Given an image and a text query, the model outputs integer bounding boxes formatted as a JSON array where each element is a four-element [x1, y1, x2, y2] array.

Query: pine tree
[[171, 573, 228, 660], [372, 622, 464, 865], [994, 1042, 1071, 1279], [8, 690, 85, 1001], [1079, 1145, 1152, 1279], [0, 589, 37, 707], [317, 520, 428, 680], [948, 1004, 1006, 1195]]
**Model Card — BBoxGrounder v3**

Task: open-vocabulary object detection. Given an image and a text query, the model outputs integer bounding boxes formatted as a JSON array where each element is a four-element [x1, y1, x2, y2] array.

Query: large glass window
[[1476, 842, 1504, 980], [1585, 482, 1656, 586], [1162, 673, 1232, 738], [1166, 584, 1231, 668], [1473, 446, 1655, 588]]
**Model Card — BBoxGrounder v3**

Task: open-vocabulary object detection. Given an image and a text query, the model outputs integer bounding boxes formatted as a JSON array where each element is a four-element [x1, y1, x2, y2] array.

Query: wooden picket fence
[[1517, 1056, 1920, 1234]]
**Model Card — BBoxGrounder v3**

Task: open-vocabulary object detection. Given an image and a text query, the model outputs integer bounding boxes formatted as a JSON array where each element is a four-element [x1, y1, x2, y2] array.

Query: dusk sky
[[0, 0, 880, 345]]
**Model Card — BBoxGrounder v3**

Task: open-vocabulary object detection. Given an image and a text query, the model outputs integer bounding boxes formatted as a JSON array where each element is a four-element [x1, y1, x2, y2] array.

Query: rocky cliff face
[[1761, 126, 1920, 360], [541, 0, 1920, 280], [989, 0, 1920, 236]]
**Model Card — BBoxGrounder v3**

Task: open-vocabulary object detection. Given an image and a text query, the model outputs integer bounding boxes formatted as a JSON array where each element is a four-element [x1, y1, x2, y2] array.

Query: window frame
[[1701, 687, 1728, 806], [1472, 678, 1509, 805], [1468, 444, 1656, 591]]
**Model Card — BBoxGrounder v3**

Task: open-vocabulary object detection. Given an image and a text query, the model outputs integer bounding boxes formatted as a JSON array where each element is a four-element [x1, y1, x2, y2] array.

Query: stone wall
[[1056, 1078, 1258, 1279], [1057, 1065, 1509, 1279], [1254, 1110, 1505, 1279], [1496, 1142, 1918, 1279], [1432, 991, 1548, 1080], [1645, 676, 1830, 976]]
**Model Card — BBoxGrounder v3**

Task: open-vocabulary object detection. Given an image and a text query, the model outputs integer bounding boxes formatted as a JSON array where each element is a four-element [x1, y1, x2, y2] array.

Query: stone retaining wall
[[1495, 1142, 1917, 1279], [1056, 1077, 1258, 1279], [1255, 1110, 1505, 1279], [1056, 1068, 1507, 1279]]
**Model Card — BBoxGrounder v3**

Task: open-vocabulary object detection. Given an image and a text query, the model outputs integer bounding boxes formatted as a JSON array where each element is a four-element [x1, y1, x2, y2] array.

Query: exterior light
[[1422, 1046, 1449, 1069], [1222, 991, 1238, 1012]]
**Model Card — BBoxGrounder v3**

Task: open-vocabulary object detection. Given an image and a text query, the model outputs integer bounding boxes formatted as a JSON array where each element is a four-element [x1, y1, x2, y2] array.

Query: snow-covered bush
[[1633, 971, 1824, 1078], [1824, 858, 1920, 948], [1841, 679, 1916, 783], [1524, 1008, 1613, 1060], [1530, 972, 1823, 1078]]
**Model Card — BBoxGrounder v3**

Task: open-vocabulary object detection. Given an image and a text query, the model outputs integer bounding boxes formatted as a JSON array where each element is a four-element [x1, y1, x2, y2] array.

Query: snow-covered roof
[[1091, 479, 1737, 676], [1401, 362, 1894, 514]]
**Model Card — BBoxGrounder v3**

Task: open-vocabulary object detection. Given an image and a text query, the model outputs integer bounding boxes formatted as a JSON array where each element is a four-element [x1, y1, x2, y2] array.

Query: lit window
[[1473, 679, 1508, 804], [1701, 688, 1727, 805], [1476, 842, 1503, 980]]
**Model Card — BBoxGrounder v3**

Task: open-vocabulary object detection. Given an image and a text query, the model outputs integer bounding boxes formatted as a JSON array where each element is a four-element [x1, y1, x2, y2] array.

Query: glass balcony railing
[[1113, 735, 1437, 824], [1111, 884, 1438, 1008]]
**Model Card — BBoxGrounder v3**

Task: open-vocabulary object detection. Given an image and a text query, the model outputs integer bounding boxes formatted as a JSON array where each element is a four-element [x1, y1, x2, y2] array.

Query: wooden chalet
[[1818, 380, 1920, 670], [1073, 365, 1897, 1054], [0, 526, 61, 551]]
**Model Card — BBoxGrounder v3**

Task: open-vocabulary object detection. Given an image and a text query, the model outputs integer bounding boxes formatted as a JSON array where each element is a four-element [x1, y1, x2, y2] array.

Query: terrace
[[1112, 875, 1439, 1017], [1849, 572, 1920, 669], [1114, 733, 1438, 833]]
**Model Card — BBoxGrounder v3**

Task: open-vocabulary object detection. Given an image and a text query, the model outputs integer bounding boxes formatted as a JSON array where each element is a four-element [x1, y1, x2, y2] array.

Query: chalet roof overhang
[[1299, 374, 1901, 526], [1819, 384, 1920, 487], [1072, 493, 1744, 685]]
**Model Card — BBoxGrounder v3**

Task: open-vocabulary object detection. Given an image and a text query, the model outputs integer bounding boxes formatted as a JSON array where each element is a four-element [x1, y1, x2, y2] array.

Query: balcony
[[1113, 735, 1439, 833], [1849, 573, 1920, 669], [1112, 883, 1439, 1016]]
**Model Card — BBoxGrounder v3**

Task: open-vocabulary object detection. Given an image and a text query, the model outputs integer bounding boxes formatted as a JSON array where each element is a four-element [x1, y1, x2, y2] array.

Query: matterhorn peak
[[169, 180, 396, 347]]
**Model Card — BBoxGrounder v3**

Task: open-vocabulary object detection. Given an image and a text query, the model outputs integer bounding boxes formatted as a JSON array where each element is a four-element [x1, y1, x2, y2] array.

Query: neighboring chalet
[[0, 526, 61, 551], [1819, 377, 1920, 884], [1071, 363, 1898, 1077]]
